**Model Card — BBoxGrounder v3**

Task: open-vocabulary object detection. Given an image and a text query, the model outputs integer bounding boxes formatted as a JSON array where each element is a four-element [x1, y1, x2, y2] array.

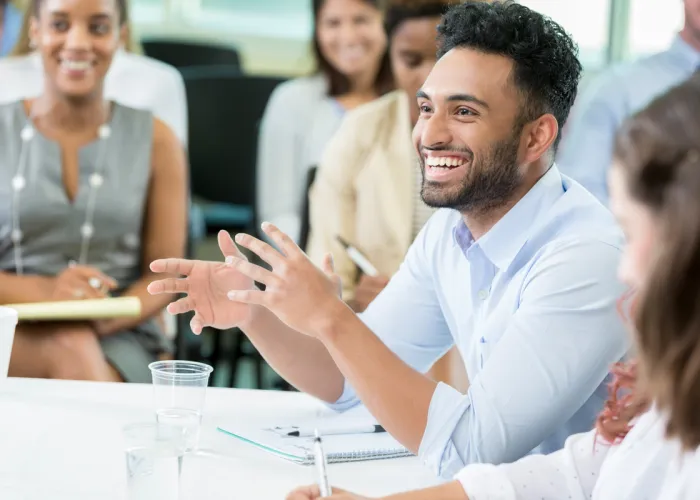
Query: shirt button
[[477, 290, 489, 301]]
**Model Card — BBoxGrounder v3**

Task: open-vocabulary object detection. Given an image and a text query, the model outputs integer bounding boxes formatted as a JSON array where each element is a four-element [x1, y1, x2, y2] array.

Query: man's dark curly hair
[[437, 1, 582, 149]]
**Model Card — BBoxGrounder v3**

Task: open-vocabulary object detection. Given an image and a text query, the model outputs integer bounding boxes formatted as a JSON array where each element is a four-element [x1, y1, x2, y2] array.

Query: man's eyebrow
[[445, 93, 490, 110], [416, 90, 490, 110]]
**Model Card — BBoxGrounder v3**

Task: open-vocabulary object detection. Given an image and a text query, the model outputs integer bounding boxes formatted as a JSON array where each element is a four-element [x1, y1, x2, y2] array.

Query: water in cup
[[156, 408, 202, 451], [149, 361, 213, 453], [126, 444, 182, 500], [123, 423, 186, 500]]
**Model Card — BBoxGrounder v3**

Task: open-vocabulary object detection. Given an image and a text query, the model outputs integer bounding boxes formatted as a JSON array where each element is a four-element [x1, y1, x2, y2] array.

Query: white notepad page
[[217, 405, 412, 464]]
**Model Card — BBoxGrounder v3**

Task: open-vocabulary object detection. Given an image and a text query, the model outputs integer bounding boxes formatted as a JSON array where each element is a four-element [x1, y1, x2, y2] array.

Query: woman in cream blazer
[[308, 0, 464, 307], [308, 89, 419, 303]]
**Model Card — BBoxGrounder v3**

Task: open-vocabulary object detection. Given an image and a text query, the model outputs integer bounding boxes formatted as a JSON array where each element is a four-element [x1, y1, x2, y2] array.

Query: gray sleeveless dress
[[0, 101, 172, 382]]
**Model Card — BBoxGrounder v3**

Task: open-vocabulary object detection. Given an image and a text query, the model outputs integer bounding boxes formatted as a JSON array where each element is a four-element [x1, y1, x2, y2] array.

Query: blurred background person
[[0, 0, 22, 56], [307, 0, 461, 311], [0, 0, 188, 145], [0, 0, 187, 382], [256, 0, 393, 244], [306, 0, 467, 389], [556, 0, 700, 205]]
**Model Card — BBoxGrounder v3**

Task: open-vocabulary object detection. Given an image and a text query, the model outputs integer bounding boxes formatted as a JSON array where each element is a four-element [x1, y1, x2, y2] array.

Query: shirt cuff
[[418, 382, 473, 478], [325, 378, 361, 412], [456, 463, 516, 500]]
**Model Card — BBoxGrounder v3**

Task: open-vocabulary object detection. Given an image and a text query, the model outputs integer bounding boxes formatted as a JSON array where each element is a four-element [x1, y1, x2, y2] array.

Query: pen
[[335, 236, 379, 277], [287, 423, 386, 437], [313, 429, 331, 498]]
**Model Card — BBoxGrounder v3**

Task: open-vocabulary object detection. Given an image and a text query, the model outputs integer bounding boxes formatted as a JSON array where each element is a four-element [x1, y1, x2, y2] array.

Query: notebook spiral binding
[[300, 448, 412, 465]]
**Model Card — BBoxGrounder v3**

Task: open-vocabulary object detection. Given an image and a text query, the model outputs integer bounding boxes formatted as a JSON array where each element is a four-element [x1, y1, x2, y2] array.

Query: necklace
[[10, 105, 112, 275]]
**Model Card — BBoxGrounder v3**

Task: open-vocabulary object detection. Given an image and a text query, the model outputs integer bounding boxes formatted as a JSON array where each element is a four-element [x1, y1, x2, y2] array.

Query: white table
[[0, 379, 440, 499]]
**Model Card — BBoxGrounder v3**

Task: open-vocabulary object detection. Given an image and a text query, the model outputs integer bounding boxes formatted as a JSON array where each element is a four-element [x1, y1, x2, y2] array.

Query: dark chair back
[[142, 39, 241, 69], [299, 166, 318, 252], [181, 66, 286, 222]]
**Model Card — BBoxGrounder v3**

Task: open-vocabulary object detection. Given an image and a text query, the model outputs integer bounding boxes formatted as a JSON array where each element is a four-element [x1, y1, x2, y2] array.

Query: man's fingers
[[228, 257, 277, 286], [148, 278, 189, 295], [321, 253, 335, 275], [190, 313, 205, 335], [218, 230, 243, 259], [166, 296, 195, 315], [285, 485, 320, 500], [150, 258, 196, 276], [261, 222, 302, 258], [226, 289, 267, 306], [234, 233, 285, 269]]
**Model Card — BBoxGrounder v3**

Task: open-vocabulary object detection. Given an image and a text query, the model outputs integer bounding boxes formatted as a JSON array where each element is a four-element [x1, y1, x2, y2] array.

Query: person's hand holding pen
[[286, 485, 370, 500]]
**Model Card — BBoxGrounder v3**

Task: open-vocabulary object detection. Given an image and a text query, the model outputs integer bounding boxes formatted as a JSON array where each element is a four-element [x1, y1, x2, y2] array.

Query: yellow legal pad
[[7, 297, 141, 321]]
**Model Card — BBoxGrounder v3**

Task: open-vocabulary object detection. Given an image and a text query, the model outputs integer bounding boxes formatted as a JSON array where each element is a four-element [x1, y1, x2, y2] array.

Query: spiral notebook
[[217, 410, 411, 465]]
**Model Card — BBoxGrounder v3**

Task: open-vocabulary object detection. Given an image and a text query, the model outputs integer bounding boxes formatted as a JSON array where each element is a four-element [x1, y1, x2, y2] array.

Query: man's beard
[[420, 132, 522, 214]]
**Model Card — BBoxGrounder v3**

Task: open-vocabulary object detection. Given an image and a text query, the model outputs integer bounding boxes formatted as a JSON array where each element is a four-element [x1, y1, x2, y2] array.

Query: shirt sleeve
[[256, 83, 303, 242], [556, 73, 629, 206], [419, 238, 627, 477], [329, 213, 455, 411], [456, 428, 613, 500]]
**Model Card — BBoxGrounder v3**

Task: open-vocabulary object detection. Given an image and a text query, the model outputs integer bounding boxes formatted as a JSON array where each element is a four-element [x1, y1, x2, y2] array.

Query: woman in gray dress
[[0, 0, 187, 382]]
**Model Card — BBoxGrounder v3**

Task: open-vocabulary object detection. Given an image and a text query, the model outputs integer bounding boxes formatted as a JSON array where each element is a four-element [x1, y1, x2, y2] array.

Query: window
[[129, 0, 314, 75], [130, 0, 167, 25], [627, 0, 683, 58], [519, 0, 613, 68]]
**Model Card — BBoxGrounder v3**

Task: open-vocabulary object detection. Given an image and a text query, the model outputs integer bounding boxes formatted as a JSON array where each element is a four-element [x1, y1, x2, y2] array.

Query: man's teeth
[[62, 60, 91, 71], [425, 156, 466, 168]]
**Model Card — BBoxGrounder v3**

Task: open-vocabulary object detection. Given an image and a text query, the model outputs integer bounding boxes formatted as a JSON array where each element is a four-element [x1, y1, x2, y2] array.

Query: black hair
[[312, 0, 394, 97], [437, 1, 582, 149], [31, 0, 128, 25], [384, 0, 456, 39]]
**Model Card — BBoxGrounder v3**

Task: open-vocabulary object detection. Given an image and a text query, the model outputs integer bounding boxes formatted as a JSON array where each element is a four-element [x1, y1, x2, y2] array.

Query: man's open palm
[[148, 231, 255, 333]]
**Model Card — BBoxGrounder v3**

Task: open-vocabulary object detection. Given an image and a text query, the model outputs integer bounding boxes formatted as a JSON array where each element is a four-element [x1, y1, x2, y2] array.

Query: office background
[[128, 0, 680, 79]]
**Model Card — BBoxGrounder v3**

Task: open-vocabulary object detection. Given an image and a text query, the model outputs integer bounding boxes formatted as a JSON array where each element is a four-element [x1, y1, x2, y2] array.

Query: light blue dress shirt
[[329, 165, 628, 478], [557, 36, 700, 205], [1, 2, 22, 57]]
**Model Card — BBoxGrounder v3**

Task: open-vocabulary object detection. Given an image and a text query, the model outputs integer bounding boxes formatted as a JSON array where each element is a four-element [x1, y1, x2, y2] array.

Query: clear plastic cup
[[148, 361, 214, 451], [123, 422, 187, 500]]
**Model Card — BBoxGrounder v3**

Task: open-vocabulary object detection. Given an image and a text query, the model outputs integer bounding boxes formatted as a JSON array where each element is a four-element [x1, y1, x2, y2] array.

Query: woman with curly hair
[[286, 72, 700, 500]]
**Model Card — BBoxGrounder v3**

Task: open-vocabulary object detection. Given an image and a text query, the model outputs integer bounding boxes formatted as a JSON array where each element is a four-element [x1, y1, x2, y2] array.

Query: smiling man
[[149, 1, 627, 478]]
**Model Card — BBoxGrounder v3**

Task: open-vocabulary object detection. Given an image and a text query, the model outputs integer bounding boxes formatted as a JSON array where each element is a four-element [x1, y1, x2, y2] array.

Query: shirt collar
[[668, 35, 700, 69], [452, 164, 565, 270]]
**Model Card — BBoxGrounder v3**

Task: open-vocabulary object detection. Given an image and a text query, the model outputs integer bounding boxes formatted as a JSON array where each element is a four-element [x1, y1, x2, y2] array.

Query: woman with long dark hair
[[0, 0, 187, 382], [257, 0, 392, 244], [285, 73, 700, 499]]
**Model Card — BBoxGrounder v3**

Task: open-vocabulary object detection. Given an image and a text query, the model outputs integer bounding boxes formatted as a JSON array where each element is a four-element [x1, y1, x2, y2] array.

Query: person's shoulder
[[0, 55, 40, 103], [110, 51, 183, 86], [269, 74, 327, 102], [580, 49, 674, 104], [531, 175, 623, 262], [341, 90, 405, 130]]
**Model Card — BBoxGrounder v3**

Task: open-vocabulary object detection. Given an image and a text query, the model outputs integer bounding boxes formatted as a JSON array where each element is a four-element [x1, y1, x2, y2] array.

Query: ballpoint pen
[[286, 423, 386, 437], [335, 236, 379, 277], [313, 429, 331, 498]]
